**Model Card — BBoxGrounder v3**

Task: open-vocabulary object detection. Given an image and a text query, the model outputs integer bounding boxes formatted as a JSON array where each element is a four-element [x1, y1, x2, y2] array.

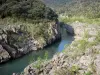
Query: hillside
[[0, 0, 57, 20], [42, 0, 100, 18], [42, 0, 71, 7]]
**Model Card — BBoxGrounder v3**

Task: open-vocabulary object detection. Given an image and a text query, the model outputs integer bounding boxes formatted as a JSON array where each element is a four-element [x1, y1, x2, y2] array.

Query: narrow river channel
[[0, 27, 74, 75]]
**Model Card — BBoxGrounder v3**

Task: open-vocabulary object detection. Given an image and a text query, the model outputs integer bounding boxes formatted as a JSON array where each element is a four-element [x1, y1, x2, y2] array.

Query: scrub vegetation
[[0, 0, 57, 20]]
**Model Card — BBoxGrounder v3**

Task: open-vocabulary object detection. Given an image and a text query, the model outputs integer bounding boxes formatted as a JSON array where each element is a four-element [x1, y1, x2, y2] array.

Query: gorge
[[0, 0, 100, 75], [0, 25, 74, 75]]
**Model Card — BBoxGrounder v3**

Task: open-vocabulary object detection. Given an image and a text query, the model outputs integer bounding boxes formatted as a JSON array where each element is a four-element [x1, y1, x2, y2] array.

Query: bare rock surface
[[0, 21, 61, 63], [0, 45, 10, 63]]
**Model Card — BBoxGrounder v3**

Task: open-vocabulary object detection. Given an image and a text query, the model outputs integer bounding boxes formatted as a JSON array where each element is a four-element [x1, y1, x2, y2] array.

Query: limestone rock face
[[0, 22, 61, 63], [0, 45, 10, 63]]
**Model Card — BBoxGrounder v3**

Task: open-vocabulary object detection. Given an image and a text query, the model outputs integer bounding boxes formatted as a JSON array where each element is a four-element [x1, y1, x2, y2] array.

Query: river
[[0, 28, 74, 75]]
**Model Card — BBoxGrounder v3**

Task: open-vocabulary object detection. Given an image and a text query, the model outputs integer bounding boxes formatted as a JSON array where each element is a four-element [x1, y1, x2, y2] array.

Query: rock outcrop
[[0, 45, 10, 63], [0, 0, 60, 64], [20, 22, 100, 75], [0, 21, 61, 63]]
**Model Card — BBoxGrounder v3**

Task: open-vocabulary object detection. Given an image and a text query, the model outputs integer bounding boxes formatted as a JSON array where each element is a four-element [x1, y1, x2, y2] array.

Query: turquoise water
[[0, 28, 74, 75]]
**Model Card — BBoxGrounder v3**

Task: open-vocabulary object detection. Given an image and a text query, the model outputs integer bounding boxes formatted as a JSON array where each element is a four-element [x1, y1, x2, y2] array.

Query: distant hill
[[42, 0, 100, 18], [42, 0, 71, 9]]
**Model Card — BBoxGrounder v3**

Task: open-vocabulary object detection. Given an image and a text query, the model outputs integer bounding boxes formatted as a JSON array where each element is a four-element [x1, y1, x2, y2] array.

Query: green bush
[[44, 51, 48, 60], [84, 71, 92, 75], [34, 57, 42, 69]]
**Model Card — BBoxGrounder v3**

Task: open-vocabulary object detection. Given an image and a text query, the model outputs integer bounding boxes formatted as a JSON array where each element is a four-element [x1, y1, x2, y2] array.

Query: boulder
[[0, 45, 11, 63], [64, 24, 74, 35]]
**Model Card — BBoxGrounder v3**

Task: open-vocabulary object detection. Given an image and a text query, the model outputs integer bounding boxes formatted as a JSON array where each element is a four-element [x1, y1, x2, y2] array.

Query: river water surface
[[0, 28, 74, 75]]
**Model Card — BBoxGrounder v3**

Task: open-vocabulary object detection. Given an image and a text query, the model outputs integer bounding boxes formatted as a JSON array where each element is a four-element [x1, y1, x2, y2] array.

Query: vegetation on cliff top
[[59, 16, 100, 25], [0, 0, 57, 21]]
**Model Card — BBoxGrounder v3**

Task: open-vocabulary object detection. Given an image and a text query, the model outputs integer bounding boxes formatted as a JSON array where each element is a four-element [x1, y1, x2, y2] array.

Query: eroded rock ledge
[[0, 21, 61, 63], [20, 22, 100, 75]]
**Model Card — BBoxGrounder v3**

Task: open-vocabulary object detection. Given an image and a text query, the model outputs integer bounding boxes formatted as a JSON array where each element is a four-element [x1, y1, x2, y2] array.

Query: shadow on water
[[0, 23, 74, 75], [59, 22, 75, 35]]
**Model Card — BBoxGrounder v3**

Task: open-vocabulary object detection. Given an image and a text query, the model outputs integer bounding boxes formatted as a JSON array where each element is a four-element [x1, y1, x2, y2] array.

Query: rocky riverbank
[[0, 21, 61, 63], [20, 22, 100, 75]]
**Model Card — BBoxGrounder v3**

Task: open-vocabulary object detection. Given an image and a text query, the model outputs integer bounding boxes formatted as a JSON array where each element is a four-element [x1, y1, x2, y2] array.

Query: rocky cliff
[[20, 22, 100, 75], [0, 21, 61, 63], [0, 0, 61, 63]]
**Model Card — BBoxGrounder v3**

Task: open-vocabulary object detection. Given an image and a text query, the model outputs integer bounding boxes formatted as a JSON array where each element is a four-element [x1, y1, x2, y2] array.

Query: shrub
[[84, 71, 92, 75], [44, 51, 48, 60], [33, 57, 42, 69]]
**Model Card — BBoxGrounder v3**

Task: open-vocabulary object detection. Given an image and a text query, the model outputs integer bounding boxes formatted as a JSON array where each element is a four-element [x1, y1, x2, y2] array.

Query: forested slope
[[0, 0, 57, 20], [42, 0, 100, 18]]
